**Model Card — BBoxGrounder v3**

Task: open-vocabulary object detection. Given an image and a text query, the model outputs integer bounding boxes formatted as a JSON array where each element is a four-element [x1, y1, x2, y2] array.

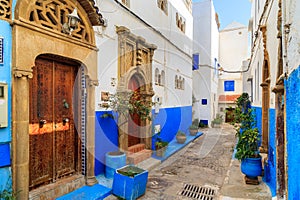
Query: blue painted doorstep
[[56, 184, 111, 200]]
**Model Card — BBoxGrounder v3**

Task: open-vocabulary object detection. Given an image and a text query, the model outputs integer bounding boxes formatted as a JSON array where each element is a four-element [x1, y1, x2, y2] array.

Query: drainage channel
[[179, 183, 216, 200]]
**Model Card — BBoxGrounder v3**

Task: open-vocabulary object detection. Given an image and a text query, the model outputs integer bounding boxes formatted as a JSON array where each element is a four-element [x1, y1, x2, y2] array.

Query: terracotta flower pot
[[176, 135, 186, 144], [189, 129, 198, 136]]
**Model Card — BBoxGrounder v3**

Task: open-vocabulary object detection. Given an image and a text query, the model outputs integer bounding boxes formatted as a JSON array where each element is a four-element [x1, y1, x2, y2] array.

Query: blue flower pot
[[112, 165, 148, 200], [105, 151, 126, 179], [241, 157, 262, 178]]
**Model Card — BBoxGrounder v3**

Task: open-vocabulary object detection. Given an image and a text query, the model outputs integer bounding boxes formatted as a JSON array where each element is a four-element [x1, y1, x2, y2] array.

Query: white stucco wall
[[192, 0, 219, 125], [219, 23, 248, 79], [95, 0, 193, 111], [285, 0, 300, 73], [248, 0, 279, 109]]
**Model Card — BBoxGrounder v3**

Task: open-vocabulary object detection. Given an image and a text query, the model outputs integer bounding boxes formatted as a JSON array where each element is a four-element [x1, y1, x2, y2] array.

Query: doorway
[[29, 57, 81, 190], [128, 76, 141, 147]]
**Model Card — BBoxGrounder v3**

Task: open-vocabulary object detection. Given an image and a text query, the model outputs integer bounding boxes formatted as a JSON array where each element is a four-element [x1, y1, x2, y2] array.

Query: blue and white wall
[[0, 19, 12, 192], [247, 0, 282, 197], [283, 0, 300, 198], [94, 0, 193, 175]]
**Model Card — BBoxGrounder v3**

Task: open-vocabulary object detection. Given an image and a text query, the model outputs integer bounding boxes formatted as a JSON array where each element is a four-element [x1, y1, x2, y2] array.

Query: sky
[[193, 0, 252, 30]]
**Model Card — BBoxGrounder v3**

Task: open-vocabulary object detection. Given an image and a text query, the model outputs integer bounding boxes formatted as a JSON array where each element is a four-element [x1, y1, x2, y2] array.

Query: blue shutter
[[192, 54, 199, 70], [224, 80, 235, 91]]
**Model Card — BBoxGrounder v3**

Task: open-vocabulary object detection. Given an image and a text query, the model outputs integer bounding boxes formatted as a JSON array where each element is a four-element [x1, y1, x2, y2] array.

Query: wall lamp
[[62, 8, 81, 35]]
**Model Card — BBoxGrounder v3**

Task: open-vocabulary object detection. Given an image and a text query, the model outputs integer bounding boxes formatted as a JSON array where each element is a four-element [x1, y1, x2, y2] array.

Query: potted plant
[[189, 118, 199, 136], [211, 114, 223, 128], [155, 140, 169, 157], [233, 93, 262, 182], [176, 131, 187, 144], [112, 165, 148, 200]]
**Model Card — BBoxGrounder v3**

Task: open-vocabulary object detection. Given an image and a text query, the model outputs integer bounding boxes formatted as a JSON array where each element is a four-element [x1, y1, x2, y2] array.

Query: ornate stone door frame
[[260, 25, 270, 154], [12, 0, 104, 198], [116, 26, 156, 151]]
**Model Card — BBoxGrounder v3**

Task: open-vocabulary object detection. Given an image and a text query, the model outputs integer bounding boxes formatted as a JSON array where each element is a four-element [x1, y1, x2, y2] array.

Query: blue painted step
[[56, 184, 111, 200], [152, 132, 203, 161]]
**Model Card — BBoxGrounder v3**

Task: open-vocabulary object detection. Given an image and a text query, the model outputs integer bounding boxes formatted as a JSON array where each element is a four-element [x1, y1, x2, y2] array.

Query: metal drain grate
[[179, 184, 216, 200]]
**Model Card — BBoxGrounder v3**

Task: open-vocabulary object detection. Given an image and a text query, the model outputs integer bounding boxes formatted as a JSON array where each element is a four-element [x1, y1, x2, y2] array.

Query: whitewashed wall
[[192, 0, 219, 125], [95, 0, 193, 111], [285, 0, 300, 73], [248, 0, 279, 109]]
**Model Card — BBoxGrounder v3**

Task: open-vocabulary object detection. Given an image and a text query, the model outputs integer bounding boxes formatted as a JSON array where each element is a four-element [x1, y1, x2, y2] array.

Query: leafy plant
[[199, 122, 208, 128], [102, 91, 153, 125], [212, 114, 223, 125], [155, 131, 168, 150], [233, 93, 260, 161], [0, 176, 19, 200], [189, 118, 199, 130], [235, 128, 260, 160], [117, 166, 145, 177], [176, 131, 186, 136]]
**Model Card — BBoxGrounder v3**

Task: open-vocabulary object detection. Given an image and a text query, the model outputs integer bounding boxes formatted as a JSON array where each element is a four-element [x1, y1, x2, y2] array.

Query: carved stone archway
[[12, 0, 104, 199], [116, 26, 156, 151]]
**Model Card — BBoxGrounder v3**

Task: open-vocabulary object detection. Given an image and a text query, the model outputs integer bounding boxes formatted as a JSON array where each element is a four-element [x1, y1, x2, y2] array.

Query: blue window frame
[[201, 99, 207, 105], [224, 80, 235, 91]]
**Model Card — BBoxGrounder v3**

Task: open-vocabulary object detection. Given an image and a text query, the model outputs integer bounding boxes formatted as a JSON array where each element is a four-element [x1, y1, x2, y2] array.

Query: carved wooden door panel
[[29, 57, 79, 189], [128, 76, 141, 147]]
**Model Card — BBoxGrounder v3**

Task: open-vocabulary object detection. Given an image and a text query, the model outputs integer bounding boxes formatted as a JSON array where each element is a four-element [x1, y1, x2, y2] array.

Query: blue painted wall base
[[286, 66, 300, 199]]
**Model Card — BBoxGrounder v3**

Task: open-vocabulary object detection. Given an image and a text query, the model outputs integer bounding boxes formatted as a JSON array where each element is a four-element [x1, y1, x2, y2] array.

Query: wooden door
[[29, 57, 80, 189], [128, 76, 141, 147]]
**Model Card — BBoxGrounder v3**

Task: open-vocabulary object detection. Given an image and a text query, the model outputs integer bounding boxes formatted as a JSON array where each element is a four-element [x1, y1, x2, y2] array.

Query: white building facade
[[94, 0, 193, 174], [192, 0, 219, 127], [218, 22, 248, 122]]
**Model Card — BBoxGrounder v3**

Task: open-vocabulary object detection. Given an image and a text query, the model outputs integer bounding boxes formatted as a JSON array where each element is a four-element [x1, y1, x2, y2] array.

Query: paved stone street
[[142, 124, 235, 199], [105, 124, 272, 200]]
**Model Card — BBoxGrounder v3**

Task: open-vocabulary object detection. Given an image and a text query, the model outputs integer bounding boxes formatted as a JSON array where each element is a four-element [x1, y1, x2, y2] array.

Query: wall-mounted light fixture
[[62, 8, 81, 35]]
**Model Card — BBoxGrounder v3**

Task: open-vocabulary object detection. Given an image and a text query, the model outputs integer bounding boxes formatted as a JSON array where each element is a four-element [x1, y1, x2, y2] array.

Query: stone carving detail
[[14, 69, 33, 79], [0, 0, 12, 20], [28, 0, 92, 43], [157, 0, 168, 15]]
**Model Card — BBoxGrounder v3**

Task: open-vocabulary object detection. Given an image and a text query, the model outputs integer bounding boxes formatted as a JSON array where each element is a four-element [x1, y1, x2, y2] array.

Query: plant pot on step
[[112, 165, 148, 200], [156, 146, 167, 157], [241, 157, 262, 179], [176, 131, 186, 144], [189, 128, 198, 136]]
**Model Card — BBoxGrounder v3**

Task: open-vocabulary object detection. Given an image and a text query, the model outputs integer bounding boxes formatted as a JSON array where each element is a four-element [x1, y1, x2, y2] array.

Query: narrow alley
[[105, 124, 272, 200]]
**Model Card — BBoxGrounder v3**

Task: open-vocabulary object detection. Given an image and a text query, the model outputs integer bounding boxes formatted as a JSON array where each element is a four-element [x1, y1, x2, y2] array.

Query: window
[[176, 12, 185, 33], [224, 80, 235, 91], [161, 70, 165, 86], [155, 68, 159, 85], [202, 99, 207, 105], [175, 75, 184, 90], [192, 54, 199, 70], [157, 0, 168, 15]]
